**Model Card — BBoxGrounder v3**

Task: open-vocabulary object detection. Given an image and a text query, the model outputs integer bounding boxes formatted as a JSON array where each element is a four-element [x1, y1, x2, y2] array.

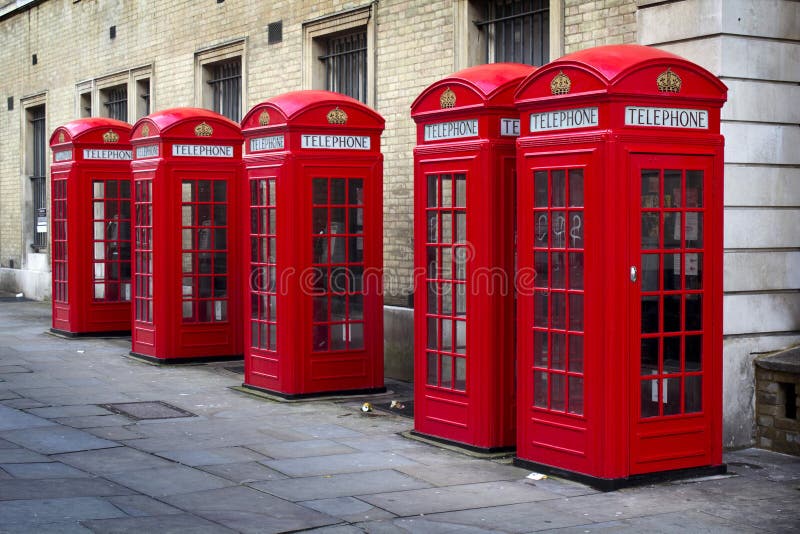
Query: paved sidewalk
[[0, 299, 798, 533]]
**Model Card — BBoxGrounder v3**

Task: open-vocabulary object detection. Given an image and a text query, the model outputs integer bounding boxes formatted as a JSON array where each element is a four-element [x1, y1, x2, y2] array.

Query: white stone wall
[[639, 0, 800, 448]]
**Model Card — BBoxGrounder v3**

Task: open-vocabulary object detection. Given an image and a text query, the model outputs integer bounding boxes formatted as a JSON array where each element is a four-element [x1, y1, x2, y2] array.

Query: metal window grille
[[476, 0, 549, 66], [103, 85, 128, 122], [138, 79, 150, 118], [208, 59, 241, 123], [30, 105, 47, 251], [319, 30, 367, 103]]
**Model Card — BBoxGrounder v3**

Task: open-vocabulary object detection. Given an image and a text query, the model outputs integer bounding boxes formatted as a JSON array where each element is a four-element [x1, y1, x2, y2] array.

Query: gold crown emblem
[[440, 87, 456, 109], [657, 67, 681, 93], [58, 132, 65, 143], [327, 107, 348, 125], [258, 110, 270, 126], [103, 130, 119, 143], [550, 71, 571, 95], [195, 122, 213, 136], [141, 124, 150, 137]]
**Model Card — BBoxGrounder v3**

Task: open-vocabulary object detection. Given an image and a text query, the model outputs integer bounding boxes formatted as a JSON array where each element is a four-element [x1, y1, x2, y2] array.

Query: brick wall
[[564, 0, 637, 53], [755, 354, 800, 456]]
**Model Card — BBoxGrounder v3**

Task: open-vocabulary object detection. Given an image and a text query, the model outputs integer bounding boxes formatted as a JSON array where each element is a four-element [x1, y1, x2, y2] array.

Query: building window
[[100, 83, 128, 122], [455, 0, 563, 70], [27, 104, 48, 251], [196, 41, 245, 123], [136, 77, 151, 119], [304, 5, 375, 106], [319, 29, 368, 103], [478, 0, 550, 66]]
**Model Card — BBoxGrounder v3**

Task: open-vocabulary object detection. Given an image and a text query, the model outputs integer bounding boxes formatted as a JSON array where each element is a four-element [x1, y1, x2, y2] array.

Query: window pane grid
[[425, 173, 467, 392], [134, 179, 153, 322], [91, 180, 132, 301], [479, 0, 549, 66], [249, 177, 277, 352], [208, 59, 241, 123], [31, 106, 47, 250], [312, 177, 366, 352], [321, 30, 367, 103], [103, 85, 128, 122], [639, 168, 706, 418], [532, 168, 584, 415], [181, 180, 229, 323], [52, 178, 68, 303]]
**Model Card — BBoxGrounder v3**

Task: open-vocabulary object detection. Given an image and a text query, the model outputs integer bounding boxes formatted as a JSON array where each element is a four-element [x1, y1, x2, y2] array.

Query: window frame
[[195, 40, 246, 123]]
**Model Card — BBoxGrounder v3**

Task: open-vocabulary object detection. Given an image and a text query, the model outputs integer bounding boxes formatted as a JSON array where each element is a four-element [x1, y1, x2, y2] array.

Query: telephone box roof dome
[[132, 107, 242, 140], [515, 44, 726, 102], [242, 90, 384, 129], [50, 117, 131, 145], [411, 63, 535, 117]]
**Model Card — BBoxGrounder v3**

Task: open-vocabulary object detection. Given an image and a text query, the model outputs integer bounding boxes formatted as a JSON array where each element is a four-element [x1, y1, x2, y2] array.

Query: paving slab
[[0, 478, 135, 501], [81, 513, 238, 533], [0, 448, 53, 463], [550, 509, 766, 533], [0, 461, 89, 479], [198, 461, 288, 484], [0, 426, 119, 454], [27, 404, 114, 419], [0, 520, 93, 534], [55, 415, 135, 429], [161, 485, 340, 533], [83, 426, 145, 441], [246, 438, 358, 459], [264, 450, 421, 477], [1, 398, 48, 409], [395, 459, 531, 487], [301, 496, 397, 523], [359, 480, 558, 516], [250, 469, 432, 501], [54, 445, 176, 475], [104, 494, 185, 517], [353, 517, 505, 533], [155, 445, 270, 466], [0, 496, 127, 527], [101, 464, 236, 497], [0, 404, 55, 431]]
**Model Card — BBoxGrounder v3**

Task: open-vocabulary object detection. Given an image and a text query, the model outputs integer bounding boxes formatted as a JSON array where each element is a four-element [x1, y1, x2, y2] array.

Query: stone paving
[[0, 298, 798, 533]]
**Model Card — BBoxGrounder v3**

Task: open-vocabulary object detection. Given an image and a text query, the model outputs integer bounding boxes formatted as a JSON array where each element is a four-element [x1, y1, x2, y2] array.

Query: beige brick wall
[[564, 0, 637, 53]]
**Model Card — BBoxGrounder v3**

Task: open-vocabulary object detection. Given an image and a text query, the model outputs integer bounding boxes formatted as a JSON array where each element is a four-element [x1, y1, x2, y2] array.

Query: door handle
[[630, 266, 638, 283]]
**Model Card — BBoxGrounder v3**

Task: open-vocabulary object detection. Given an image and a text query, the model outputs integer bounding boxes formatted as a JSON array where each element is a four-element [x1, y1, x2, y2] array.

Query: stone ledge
[[755, 346, 800, 374]]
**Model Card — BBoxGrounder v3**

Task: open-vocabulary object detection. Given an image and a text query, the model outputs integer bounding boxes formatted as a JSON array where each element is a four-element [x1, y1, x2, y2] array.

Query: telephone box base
[[50, 328, 131, 339], [237, 383, 387, 402], [409, 430, 516, 456], [128, 351, 242, 366], [513, 457, 727, 492]]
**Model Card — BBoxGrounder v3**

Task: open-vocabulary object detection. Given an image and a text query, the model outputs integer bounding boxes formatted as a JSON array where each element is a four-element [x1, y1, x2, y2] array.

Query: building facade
[[0, 0, 797, 448]]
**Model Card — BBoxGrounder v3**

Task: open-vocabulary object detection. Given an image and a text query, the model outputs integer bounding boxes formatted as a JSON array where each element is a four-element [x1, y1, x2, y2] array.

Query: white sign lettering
[[83, 148, 132, 160], [625, 106, 708, 129], [530, 107, 599, 132], [250, 135, 285, 152], [424, 119, 478, 141], [135, 145, 159, 159], [500, 118, 520, 137], [300, 135, 371, 150], [54, 149, 73, 162], [172, 144, 234, 157]]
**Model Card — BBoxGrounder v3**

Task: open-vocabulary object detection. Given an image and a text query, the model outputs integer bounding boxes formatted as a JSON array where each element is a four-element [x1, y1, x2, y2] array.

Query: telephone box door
[[629, 153, 717, 474]]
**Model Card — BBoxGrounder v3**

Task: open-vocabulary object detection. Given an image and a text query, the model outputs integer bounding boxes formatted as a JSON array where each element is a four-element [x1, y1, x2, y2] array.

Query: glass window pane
[[685, 253, 703, 289], [427, 317, 438, 349], [454, 174, 466, 207], [442, 319, 453, 353], [534, 252, 548, 287], [641, 170, 660, 208], [664, 253, 681, 291], [441, 355, 453, 388], [330, 178, 346, 204], [551, 292, 566, 330], [641, 337, 659, 375], [641, 253, 660, 292], [197, 181, 211, 202], [454, 320, 466, 354], [551, 211, 566, 248], [664, 212, 681, 249], [568, 376, 584, 415], [441, 174, 452, 207], [685, 375, 702, 413], [641, 296, 660, 333], [641, 379, 659, 418], [534, 371, 548, 408], [686, 335, 702, 371], [568, 212, 583, 248], [685, 294, 702, 331], [427, 352, 438, 385], [569, 335, 584, 373], [534, 291, 548, 328], [455, 357, 466, 391], [642, 213, 659, 249], [534, 212, 548, 247], [455, 283, 466, 315], [686, 212, 703, 248], [213, 205, 227, 226], [568, 169, 584, 207], [312, 178, 327, 204], [181, 182, 192, 202], [663, 170, 682, 208], [350, 323, 364, 349], [664, 336, 681, 373], [551, 252, 565, 288], [664, 295, 682, 332], [551, 374, 566, 411], [455, 212, 466, 243], [349, 179, 363, 205], [213, 180, 227, 202], [569, 252, 584, 290], [569, 293, 584, 331], [686, 171, 703, 207], [427, 175, 438, 208], [534, 171, 548, 207], [552, 170, 566, 207], [534, 331, 548, 367], [314, 324, 329, 351], [664, 378, 681, 415], [93, 181, 105, 198], [551, 333, 565, 370]]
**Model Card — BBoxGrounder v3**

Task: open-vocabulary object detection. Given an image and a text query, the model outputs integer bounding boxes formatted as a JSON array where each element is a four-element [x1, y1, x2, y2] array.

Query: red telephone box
[[129, 108, 243, 362], [49, 118, 133, 336], [240, 91, 385, 397], [410, 64, 535, 451], [514, 45, 727, 488]]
